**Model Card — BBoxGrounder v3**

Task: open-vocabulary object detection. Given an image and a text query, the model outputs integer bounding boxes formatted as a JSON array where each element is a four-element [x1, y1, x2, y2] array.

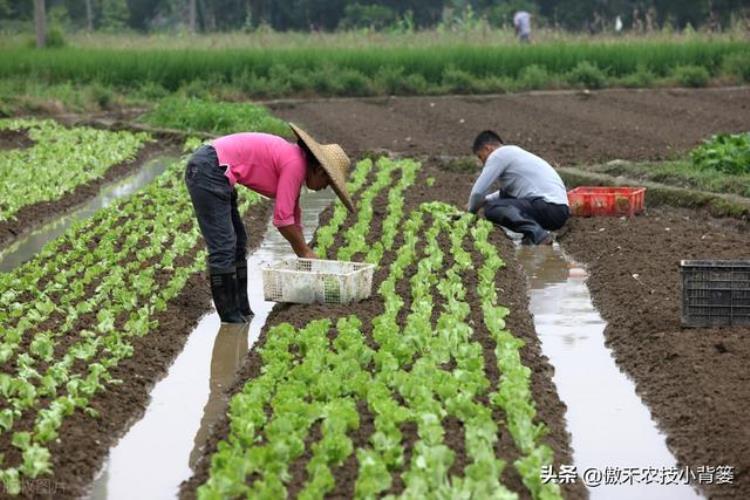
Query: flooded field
[[87, 188, 335, 500], [518, 245, 702, 500], [0, 156, 176, 272]]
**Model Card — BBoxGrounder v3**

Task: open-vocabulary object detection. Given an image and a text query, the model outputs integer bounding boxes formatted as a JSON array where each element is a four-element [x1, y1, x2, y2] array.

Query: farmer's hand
[[302, 247, 318, 259], [279, 225, 315, 259]]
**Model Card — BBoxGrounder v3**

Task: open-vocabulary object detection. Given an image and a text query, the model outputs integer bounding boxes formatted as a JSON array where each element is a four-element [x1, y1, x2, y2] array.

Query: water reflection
[[516, 244, 571, 290], [0, 156, 175, 273], [189, 323, 248, 468], [516, 243, 703, 500]]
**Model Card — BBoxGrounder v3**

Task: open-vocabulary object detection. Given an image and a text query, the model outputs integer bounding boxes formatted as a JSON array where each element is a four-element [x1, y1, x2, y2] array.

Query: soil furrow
[[560, 207, 750, 500]]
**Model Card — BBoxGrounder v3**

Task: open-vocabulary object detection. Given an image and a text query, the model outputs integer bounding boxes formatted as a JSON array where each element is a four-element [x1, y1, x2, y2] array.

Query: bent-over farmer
[[185, 123, 354, 324], [468, 130, 569, 245]]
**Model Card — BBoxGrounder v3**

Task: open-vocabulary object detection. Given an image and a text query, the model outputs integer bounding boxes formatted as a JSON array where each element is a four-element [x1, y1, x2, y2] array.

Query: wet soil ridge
[[184, 158, 581, 499], [561, 208, 750, 499], [269, 89, 750, 164], [0, 118, 173, 249], [0, 158, 271, 498]]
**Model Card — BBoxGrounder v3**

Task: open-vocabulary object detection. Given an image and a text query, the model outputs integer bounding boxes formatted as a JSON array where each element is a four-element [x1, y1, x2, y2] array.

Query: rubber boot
[[235, 262, 254, 319], [209, 269, 246, 324]]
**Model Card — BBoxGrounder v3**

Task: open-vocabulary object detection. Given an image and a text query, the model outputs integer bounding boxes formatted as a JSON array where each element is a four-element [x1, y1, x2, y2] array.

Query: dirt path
[[269, 87, 750, 165], [559, 209, 750, 499]]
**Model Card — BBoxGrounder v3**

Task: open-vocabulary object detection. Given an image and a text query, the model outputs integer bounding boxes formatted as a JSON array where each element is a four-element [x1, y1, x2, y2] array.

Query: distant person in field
[[513, 10, 532, 43], [185, 124, 353, 323], [467, 130, 570, 245]]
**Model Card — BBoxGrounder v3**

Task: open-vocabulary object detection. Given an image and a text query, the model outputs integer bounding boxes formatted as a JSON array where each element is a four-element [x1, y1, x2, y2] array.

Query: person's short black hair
[[472, 130, 503, 153]]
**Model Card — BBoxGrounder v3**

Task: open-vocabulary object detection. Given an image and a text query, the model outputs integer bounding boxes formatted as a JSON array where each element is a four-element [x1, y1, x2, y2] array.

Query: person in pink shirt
[[185, 123, 354, 323]]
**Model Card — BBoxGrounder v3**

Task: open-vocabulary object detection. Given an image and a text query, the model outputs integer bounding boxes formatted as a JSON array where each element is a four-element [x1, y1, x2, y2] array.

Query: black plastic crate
[[681, 260, 750, 328]]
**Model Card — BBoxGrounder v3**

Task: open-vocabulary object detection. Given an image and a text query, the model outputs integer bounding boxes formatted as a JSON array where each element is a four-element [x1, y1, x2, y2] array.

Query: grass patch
[[0, 78, 143, 115], [0, 40, 746, 97], [141, 97, 291, 137], [671, 64, 711, 87], [592, 159, 750, 198]]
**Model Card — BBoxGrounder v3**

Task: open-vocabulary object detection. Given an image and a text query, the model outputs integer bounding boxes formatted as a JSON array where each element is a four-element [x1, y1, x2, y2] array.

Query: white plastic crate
[[261, 258, 375, 304]]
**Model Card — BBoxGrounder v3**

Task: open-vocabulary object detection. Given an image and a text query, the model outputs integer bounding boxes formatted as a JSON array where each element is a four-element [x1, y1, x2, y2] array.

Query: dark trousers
[[484, 193, 569, 244], [185, 145, 247, 272]]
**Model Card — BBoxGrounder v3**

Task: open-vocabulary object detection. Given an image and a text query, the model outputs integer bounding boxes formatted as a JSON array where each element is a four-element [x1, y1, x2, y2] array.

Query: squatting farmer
[[467, 130, 569, 245], [185, 123, 354, 324]]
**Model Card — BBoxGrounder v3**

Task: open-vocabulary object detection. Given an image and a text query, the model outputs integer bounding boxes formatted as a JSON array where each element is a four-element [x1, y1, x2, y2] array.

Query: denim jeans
[[184, 144, 248, 272], [484, 193, 569, 244]]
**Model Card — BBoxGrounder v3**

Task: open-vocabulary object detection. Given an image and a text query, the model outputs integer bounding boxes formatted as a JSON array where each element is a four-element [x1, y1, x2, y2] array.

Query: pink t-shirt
[[212, 133, 306, 229]]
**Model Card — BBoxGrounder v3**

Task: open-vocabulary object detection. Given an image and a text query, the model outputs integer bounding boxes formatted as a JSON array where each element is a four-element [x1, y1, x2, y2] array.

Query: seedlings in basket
[[323, 275, 341, 303]]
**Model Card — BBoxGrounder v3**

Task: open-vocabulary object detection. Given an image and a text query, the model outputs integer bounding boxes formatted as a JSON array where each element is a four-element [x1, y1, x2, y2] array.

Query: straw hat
[[289, 123, 355, 213]]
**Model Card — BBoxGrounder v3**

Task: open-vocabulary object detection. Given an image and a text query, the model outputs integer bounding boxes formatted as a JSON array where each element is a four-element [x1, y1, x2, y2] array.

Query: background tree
[[188, 0, 196, 31], [339, 3, 397, 30], [34, 0, 46, 47], [99, 0, 129, 30], [1, 0, 748, 33]]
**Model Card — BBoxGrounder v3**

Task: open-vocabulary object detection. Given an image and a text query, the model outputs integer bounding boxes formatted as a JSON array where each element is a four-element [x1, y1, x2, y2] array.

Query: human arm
[[278, 224, 317, 258], [274, 159, 314, 256], [467, 153, 506, 213]]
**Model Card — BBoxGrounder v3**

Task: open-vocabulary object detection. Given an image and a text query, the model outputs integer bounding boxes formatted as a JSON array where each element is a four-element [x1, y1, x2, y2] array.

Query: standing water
[[516, 244, 703, 500], [0, 156, 176, 272], [87, 187, 336, 500]]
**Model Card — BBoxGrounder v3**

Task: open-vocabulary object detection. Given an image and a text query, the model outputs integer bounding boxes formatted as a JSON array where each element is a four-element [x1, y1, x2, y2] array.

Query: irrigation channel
[[516, 243, 703, 500], [0, 156, 176, 272], [86, 188, 336, 500]]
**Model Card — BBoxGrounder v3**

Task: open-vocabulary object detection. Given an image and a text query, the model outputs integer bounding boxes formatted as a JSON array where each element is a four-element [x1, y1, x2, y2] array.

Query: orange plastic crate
[[567, 186, 646, 217]]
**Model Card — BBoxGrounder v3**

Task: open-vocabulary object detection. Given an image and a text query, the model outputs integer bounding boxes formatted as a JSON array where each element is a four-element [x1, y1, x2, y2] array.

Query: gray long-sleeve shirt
[[513, 11, 531, 35], [467, 145, 568, 213]]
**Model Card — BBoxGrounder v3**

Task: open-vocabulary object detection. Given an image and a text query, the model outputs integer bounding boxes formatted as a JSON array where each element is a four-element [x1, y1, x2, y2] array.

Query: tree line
[[4, 0, 748, 36]]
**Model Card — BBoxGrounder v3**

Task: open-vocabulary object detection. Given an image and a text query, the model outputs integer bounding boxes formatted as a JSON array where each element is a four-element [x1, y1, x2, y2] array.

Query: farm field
[[2, 40, 748, 100], [231, 89, 749, 498], [268, 87, 750, 163], [2, 0, 750, 496], [183, 157, 586, 499], [1, 84, 749, 497], [0, 150, 272, 497], [0, 119, 164, 247], [559, 209, 750, 500]]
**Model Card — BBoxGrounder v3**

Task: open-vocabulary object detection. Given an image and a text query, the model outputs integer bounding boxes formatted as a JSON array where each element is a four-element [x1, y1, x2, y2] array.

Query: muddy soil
[[560, 208, 750, 500], [0, 141, 179, 249], [0, 127, 35, 150], [8, 201, 272, 499], [182, 163, 586, 499], [268, 88, 750, 165]]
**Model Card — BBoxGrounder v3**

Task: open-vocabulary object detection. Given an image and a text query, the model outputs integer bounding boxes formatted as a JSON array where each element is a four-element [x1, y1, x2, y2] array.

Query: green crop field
[[1, 39, 748, 101]]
